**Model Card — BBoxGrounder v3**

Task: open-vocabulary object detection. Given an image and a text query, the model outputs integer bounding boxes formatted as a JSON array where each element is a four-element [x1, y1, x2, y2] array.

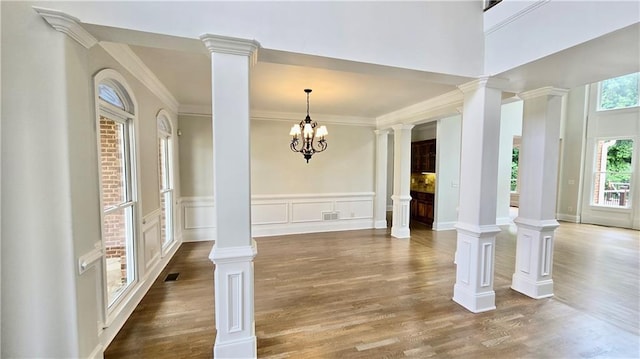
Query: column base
[[452, 223, 500, 313], [374, 219, 388, 229], [391, 195, 411, 239], [210, 241, 257, 359], [391, 226, 410, 238], [512, 218, 557, 299], [214, 336, 257, 359], [453, 284, 496, 313], [511, 274, 553, 299]]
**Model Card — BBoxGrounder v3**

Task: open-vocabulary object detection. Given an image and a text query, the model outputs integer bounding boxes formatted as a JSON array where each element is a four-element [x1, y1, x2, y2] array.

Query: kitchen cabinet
[[410, 191, 434, 227], [411, 139, 436, 173]]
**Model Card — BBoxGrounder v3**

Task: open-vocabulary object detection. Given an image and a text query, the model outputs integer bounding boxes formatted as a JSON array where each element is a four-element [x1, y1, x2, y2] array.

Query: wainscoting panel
[[335, 199, 374, 220], [251, 192, 376, 237], [180, 197, 216, 242], [251, 202, 288, 225], [291, 201, 334, 223], [142, 210, 161, 272], [179, 193, 377, 239]]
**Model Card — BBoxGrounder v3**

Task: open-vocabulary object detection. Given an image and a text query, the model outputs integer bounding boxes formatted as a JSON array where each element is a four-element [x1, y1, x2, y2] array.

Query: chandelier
[[289, 89, 328, 163]]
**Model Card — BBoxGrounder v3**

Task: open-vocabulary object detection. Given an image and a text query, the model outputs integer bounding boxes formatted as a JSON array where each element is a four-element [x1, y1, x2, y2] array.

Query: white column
[[453, 78, 504, 313], [201, 34, 259, 359], [391, 124, 414, 238], [374, 130, 389, 229], [511, 87, 568, 299]]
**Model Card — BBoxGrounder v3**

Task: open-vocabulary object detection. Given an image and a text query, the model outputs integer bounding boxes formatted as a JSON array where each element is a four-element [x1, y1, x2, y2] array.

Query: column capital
[[374, 129, 389, 135], [391, 124, 415, 131], [200, 34, 260, 65], [518, 86, 569, 100], [33, 7, 98, 49], [458, 76, 509, 94]]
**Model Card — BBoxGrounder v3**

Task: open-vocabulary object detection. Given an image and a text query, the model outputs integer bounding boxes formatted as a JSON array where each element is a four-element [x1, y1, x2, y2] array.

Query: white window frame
[[157, 109, 176, 254], [590, 137, 634, 209], [596, 72, 640, 112], [94, 69, 141, 325]]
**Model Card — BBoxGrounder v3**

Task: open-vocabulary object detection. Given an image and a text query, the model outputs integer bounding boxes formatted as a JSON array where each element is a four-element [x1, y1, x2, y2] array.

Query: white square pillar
[[391, 124, 414, 238], [201, 34, 259, 358], [511, 87, 568, 299], [453, 77, 504, 313], [374, 130, 389, 229]]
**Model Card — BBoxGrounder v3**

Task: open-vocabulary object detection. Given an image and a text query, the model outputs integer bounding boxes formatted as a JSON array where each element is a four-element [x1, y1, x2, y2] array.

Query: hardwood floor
[[105, 222, 639, 358]]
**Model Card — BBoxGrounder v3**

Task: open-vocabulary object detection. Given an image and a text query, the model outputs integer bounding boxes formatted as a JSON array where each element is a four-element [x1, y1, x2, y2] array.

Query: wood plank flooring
[[104, 222, 639, 358]]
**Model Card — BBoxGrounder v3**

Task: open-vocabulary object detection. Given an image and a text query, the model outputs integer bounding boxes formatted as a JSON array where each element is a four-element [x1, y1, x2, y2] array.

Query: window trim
[[589, 137, 634, 210], [596, 72, 640, 112], [93, 68, 141, 325], [156, 109, 176, 254]]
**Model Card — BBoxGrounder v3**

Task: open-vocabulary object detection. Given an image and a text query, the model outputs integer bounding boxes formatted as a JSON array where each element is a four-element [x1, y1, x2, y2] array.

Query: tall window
[[511, 146, 520, 192], [598, 72, 639, 111], [157, 112, 174, 249], [592, 139, 634, 208], [95, 70, 138, 308]]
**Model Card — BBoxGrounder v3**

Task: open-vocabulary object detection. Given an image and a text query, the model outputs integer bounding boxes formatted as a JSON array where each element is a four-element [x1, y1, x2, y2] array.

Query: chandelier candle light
[[289, 89, 328, 163]]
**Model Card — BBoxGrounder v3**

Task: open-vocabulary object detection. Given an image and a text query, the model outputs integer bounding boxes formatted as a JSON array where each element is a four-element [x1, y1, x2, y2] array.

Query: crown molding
[[200, 34, 260, 66], [485, 0, 551, 36], [99, 42, 179, 113], [33, 7, 98, 49], [251, 110, 375, 127], [376, 89, 463, 129], [457, 76, 510, 94], [518, 86, 569, 100]]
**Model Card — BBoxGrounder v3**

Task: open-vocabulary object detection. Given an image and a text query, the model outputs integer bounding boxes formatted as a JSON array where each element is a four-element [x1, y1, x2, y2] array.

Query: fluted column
[[511, 87, 568, 299], [453, 77, 504, 313], [201, 34, 259, 359], [374, 130, 389, 229], [391, 124, 414, 238]]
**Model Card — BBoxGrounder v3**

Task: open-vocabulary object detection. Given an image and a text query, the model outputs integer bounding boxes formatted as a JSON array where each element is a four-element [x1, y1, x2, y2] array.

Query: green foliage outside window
[[599, 73, 639, 110], [606, 139, 633, 185], [511, 147, 519, 191]]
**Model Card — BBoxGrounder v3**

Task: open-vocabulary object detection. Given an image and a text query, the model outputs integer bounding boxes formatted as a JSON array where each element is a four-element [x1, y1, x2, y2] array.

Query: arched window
[[157, 110, 175, 251], [94, 69, 139, 311]]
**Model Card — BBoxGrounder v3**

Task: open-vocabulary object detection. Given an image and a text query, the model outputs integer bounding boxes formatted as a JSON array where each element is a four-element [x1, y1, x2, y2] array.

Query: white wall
[[37, 1, 484, 77], [557, 86, 588, 222], [176, 117, 377, 238], [434, 115, 462, 231], [497, 100, 523, 223], [1, 3, 183, 356], [2, 2, 81, 356], [251, 119, 375, 195], [485, 0, 640, 75], [178, 114, 213, 197]]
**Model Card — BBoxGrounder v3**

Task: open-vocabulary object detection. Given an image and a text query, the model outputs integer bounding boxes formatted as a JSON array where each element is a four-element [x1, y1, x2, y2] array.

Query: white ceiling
[[129, 45, 465, 119]]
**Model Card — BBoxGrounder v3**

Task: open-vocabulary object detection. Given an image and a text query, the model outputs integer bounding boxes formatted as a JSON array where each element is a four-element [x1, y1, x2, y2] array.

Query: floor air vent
[[164, 273, 179, 282]]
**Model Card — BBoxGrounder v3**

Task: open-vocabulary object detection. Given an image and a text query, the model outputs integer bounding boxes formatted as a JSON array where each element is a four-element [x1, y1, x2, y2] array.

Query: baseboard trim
[[87, 344, 103, 359], [182, 228, 216, 242], [496, 216, 513, 226], [556, 213, 580, 223], [253, 219, 374, 237], [433, 221, 457, 231]]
